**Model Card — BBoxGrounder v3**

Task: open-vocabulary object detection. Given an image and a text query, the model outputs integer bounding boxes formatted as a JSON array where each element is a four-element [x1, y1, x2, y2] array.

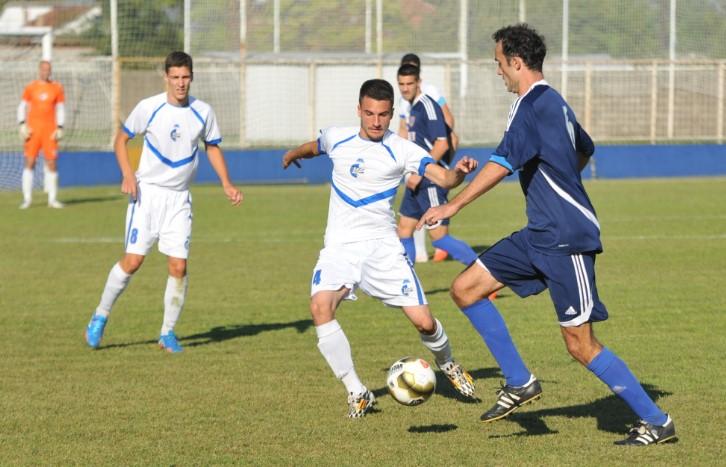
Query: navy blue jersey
[[490, 81, 601, 255], [406, 94, 452, 166]]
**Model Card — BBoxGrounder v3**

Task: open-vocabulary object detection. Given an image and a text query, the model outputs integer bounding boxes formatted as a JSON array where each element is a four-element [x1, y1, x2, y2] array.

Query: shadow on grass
[[99, 319, 313, 350], [408, 424, 458, 434], [487, 383, 671, 439], [62, 195, 122, 206]]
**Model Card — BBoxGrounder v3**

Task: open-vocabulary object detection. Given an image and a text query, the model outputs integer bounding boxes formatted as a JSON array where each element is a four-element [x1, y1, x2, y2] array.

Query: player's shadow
[[62, 195, 122, 206], [486, 383, 671, 439], [98, 319, 312, 350], [408, 424, 458, 434]]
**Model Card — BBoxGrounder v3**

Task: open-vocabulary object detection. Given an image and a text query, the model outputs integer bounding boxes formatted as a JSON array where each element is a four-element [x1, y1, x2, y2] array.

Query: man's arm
[[114, 130, 138, 200], [206, 144, 242, 206], [405, 137, 449, 189], [398, 118, 409, 140], [282, 140, 321, 169], [441, 103, 455, 131], [422, 156, 478, 189], [17, 101, 30, 141], [417, 161, 508, 229]]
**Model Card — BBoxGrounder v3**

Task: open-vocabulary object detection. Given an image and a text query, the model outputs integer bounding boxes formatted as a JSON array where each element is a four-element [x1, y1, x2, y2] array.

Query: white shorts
[[124, 183, 192, 259], [310, 237, 428, 308]]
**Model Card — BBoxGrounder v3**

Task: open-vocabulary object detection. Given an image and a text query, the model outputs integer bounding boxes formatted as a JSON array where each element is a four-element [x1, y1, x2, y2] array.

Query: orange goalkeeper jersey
[[22, 80, 65, 131]]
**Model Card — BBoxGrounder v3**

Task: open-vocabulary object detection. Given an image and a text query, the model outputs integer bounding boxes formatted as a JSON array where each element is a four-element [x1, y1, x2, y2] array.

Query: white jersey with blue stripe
[[318, 126, 434, 246], [122, 92, 221, 191]]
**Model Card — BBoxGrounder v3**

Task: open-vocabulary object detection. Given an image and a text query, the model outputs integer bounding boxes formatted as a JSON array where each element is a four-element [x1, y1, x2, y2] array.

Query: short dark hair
[[492, 24, 546, 72], [359, 79, 394, 105], [397, 63, 420, 80], [400, 53, 421, 67], [165, 51, 193, 73]]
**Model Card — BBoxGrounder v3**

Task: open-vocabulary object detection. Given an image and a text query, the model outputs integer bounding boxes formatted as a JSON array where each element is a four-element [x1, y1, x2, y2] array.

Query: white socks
[[45, 170, 59, 204], [420, 318, 453, 366], [316, 320, 365, 395], [161, 275, 188, 335], [22, 168, 33, 204], [95, 263, 132, 317]]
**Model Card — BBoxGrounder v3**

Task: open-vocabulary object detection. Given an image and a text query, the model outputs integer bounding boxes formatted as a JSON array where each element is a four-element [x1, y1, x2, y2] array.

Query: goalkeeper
[[17, 60, 65, 209]]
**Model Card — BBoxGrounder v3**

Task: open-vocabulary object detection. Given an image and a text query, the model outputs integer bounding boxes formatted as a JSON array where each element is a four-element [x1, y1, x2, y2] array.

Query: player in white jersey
[[85, 51, 242, 353], [282, 79, 478, 418]]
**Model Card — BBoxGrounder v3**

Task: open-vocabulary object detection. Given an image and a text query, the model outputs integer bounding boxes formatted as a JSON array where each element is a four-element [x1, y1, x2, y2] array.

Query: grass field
[[1, 177, 725, 465]]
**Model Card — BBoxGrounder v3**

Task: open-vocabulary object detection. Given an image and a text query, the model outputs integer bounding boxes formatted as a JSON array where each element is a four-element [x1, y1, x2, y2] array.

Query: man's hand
[[454, 156, 478, 175], [417, 203, 459, 230], [53, 127, 64, 141], [282, 150, 301, 169], [224, 184, 243, 206], [19, 123, 31, 141], [121, 174, 138, 201]]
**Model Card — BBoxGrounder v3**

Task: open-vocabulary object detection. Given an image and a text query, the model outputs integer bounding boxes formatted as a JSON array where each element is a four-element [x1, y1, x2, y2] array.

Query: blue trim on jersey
[[437, 96, 447, 106], [331, 134, 356, 152], [316, 138, 324, 154], [124, 200, 136, 249], [405, 259, 425, 305], [489, 154, 513, 173], [145, 137, 198, 168], [122, 124, 135, 138], [189, 105, 205, 126], [418, 156, 435, 176], [146, 102, 166, 128], [381, 141, 396, 161], [331, 181, 398, 208], [205, 138, 222, 145]]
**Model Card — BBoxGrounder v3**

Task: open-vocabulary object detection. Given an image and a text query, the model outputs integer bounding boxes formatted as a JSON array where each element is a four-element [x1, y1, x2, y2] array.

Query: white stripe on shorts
[[561, 254, 594, 327]]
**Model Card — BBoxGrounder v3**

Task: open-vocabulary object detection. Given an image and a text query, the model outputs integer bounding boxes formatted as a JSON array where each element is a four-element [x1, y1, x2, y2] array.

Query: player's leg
[[86, 253, 145, 348], [451, 234, 541, 421], [401, 304, 475, 398], [20, 137, 40, 209], [157, 190, 192, 353], [310, 246, 374, 417], [550, 253, 674, 445], [42, 141, 63, 208], [428, 224, 477, 265]]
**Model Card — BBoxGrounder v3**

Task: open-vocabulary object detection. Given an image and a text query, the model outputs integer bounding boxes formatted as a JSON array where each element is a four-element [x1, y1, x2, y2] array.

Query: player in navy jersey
[[396, 64, 478, 267], [418, 24, 676, 446]]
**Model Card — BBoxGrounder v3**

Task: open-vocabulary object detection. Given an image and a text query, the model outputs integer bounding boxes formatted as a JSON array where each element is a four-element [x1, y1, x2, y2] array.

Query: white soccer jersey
[[122, 92, 221, 191], [318, 126, 434, 245], [398, 82, 446, 121]]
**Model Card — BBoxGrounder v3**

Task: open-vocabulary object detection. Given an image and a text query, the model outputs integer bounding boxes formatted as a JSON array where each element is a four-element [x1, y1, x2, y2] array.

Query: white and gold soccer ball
[[386, 356, 437, 406]]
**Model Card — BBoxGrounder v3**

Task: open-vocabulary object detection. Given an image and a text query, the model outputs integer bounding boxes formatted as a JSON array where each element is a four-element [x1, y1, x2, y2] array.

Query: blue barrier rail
[[56, 144, 726, 187]]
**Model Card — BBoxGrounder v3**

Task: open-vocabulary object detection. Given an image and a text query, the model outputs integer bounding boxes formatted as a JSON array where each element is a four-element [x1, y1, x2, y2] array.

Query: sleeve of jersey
[[398, 99, 410, 120], [204, 107, 222, 145], [426, 104, 448, 140], [490, 107, 539, 173], [575, 122, 595, 157], [121, 102, 146, 139], [316, 127, 333, 154], [403, 141, 435, 176]]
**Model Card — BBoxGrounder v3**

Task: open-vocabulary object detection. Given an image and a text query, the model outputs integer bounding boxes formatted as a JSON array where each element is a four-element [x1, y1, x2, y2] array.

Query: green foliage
[[0, 178, 724, 464]]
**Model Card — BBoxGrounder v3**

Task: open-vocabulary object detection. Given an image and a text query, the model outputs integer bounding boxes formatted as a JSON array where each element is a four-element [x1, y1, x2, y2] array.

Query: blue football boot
[[85, 314, 108, 349], [158, 331, 183, 353]]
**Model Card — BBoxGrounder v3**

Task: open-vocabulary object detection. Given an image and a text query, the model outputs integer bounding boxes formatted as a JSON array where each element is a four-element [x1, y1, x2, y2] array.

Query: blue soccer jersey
[[490, 81, 601, 255], [406, 94, 451, 166]]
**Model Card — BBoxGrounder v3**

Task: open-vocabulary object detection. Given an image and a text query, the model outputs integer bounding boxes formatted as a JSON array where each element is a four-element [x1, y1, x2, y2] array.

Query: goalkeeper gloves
[[18, 123, 30, 141], [53, 127, 64, 141]]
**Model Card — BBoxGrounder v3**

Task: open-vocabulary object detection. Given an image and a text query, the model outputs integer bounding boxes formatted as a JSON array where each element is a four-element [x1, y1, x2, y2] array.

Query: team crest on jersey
[[39, 92, 48, 101], [170, 124, 181, 142], [401, 279, 412, 296], [349, 158, 365, 178]]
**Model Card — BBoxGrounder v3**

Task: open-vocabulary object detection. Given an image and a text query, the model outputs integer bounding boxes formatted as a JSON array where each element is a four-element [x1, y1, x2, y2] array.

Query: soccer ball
[[386, 356, 437, 406]]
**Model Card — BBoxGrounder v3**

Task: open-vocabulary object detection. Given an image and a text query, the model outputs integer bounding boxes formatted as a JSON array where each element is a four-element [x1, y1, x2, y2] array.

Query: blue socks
[[461, 299, 531, 387], [588, 347, 667, 426], [400, 237, 415, 263], [432, 234, 478, 265]]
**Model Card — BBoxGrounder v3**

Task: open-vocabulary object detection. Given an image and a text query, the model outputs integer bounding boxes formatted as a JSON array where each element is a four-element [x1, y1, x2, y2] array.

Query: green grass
[[1, 178, 724, 465]]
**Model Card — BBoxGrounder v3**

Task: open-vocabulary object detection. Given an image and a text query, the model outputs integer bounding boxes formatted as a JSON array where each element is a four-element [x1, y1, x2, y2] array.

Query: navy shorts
[[399, 177, 450, 226], [479, 229, 608, 327]]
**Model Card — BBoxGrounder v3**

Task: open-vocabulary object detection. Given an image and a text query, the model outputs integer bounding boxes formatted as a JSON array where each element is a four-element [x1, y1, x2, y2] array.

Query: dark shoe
[[480, 376, 542, 422], [615, 415, 677, 446]]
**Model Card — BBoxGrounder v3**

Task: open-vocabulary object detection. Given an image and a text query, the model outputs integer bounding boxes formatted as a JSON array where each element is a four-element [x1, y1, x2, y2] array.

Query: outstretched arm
[[282, 140, 321, 169], [417, 161, 509, 229], [206, 144, 243, 206], [423, 156, 478, 189]]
